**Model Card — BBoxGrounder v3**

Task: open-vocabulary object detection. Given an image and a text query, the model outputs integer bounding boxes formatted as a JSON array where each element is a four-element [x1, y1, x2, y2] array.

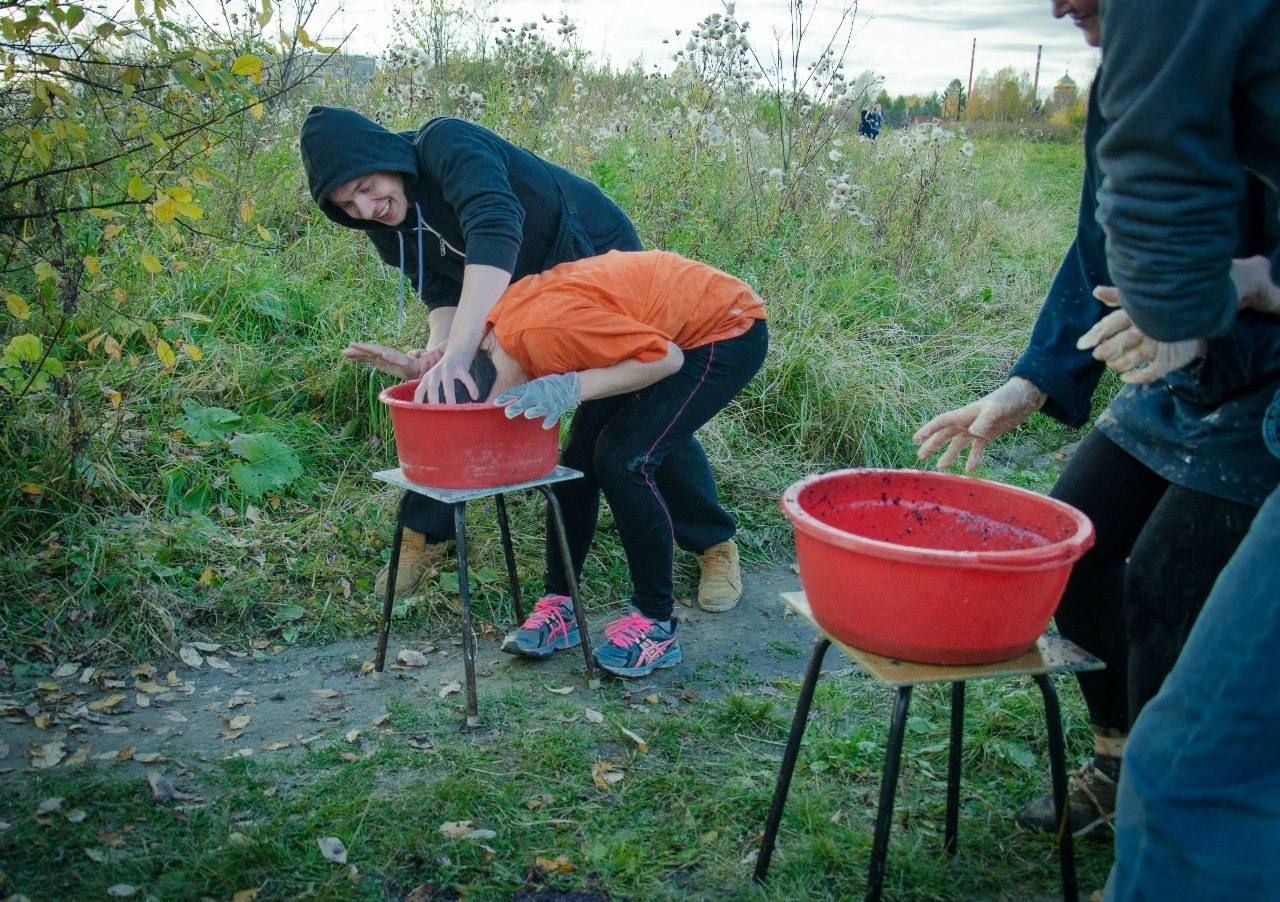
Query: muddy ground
[[0, 563, 822, 779]]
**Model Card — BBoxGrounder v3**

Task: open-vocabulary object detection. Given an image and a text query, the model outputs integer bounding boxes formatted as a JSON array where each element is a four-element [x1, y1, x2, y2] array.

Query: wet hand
[[342, 342, 426, 380], [913, 377, 1046, 473], [419, 348, 479, 404], [1081, 287, 1206, 384]]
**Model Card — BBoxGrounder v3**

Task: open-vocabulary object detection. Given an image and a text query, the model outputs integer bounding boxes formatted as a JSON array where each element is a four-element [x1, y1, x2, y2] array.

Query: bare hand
[[1082, 286, 1206, 384], [418, 347, 479, 404], [342, 342, 427, 380], [912, 377, 1047, 473]]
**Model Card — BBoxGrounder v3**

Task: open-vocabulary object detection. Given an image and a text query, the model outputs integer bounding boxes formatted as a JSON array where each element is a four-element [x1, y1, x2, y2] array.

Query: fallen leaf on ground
[[227, 692, 256, 709], [619, 726, 649, 754], [584, 708, 605, 724], [536, 854, 577, 874], [590, 761, 625, 789], [642, 693, 660, 705], [30, 741, 66, 769], [53, 663, 79, 678], [66, 809, 87, 823], [63, 746, 90, 767], [404, 884, 439, 902], [544, 686, 575, 695], [555, 714, 579, 724], [226, 714, 251, 731], [312, 688, 340, 699], [439, 820, 498, 840], [37, 797, 63, 813], [107, 884, 137, 897], [88, 693, 126, 712], [205, 656, 236, 674], [438, 681, 461, 699], [178, 646, 203, 668], [677, 595, 694, 607], [231, 890, 262, 902], [190, 641, 221, 653], [344, 730, 360, 743], [317, 836, 347, 864], [372, 713, 391, 727], [33, 712, 53, 729], [262, 740, 292, 751], [37, 681, 61, 692], [133, 752, 165, 764], [397, 649, 430, 667]]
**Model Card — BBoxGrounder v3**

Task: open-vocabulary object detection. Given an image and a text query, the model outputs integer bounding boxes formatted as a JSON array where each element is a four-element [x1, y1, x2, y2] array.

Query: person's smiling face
[[328, 172, 409, 226], [1052, 0, 1101, 47]]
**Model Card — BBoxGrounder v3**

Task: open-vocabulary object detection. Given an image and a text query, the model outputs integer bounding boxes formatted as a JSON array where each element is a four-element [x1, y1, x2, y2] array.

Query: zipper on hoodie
[[413, 204, 464, 261]]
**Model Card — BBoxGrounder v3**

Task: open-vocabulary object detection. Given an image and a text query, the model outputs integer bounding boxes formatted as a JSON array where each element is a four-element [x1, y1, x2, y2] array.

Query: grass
[[0, 16, 1110, 901], [0, 673, 1114, 900]]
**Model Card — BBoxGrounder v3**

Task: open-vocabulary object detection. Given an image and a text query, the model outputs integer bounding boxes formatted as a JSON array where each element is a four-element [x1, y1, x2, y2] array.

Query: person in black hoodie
[[299, 107, 745, 613]]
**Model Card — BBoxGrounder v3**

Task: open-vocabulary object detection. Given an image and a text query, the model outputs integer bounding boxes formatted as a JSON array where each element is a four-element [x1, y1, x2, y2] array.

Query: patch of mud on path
[[0, 563, 822, 781]]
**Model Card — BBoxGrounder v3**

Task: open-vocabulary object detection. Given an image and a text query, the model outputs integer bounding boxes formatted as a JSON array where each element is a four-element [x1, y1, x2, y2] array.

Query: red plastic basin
[[379, 380, 558, 489], [781, 468, 1095, 665]]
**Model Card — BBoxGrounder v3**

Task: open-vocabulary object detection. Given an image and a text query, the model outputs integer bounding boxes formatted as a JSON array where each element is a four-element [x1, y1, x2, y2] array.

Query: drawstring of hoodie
[[392, 203, 429, 330]]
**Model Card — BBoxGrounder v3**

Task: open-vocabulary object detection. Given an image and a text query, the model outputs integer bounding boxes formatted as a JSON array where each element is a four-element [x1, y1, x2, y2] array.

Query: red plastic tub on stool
[[379, 380, 559, 489], [780, 468, 1095, 665]]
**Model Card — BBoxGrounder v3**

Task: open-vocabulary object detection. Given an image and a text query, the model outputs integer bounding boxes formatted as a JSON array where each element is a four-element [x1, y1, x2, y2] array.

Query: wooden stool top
[[372, 466, 584, 503], [782, 591, 1104, 688]]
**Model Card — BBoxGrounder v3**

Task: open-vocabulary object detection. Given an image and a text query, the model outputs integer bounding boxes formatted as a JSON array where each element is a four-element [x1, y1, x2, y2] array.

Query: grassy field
[[0, 13, 1108, 899]]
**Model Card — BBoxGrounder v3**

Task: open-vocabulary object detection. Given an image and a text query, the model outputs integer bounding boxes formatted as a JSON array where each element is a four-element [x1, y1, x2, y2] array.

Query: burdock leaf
[[228, 433, 302, 498]]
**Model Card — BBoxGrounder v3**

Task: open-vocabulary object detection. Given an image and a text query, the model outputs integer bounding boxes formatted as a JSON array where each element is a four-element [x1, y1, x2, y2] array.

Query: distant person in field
[[299, 106, 745, 614], [342, 249, 768, 678], [913, 0, 1280, 838]]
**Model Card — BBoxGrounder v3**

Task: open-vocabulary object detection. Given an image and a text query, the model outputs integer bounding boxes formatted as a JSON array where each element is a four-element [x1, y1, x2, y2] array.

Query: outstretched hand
[[1081, 287, 1206, 384], [342, 342, 429, 380], [492, 372, 581, 430], [913, 377, 1047, 473]]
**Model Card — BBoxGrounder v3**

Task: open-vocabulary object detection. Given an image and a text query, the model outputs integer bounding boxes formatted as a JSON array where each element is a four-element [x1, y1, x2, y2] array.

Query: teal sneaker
[[593, 609, 682, 678], [501, 594, 580, 659]]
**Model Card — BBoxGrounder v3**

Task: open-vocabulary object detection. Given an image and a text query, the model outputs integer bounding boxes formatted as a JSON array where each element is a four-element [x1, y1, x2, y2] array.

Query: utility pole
[[1032, 44, 1043, 102], [967, 37, 976, 109]]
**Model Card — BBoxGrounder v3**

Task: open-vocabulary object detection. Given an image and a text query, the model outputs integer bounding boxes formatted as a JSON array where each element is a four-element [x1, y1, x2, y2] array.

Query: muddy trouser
[[1104, 483, 1280, 900], [543, 319, 768, 623], [1048, 429, 1259, 735]]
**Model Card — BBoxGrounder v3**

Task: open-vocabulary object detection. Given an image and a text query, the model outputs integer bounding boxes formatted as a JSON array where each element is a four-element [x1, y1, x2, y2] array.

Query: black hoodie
[[300, 106, 640, 310]]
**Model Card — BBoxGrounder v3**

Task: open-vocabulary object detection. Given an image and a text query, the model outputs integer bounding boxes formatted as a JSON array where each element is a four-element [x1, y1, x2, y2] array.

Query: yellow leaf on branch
[[6, 292, 30, 321], [83, 256, 101, 275], [231, 54, 264, 84], [156, 339, 176, 369], [240, 200, 256, 223]]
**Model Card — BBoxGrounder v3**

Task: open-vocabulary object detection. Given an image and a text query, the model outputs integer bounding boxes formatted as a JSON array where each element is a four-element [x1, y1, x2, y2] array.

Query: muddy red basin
[[379, 380, 559, 489], [781, 468, 1095, 664]]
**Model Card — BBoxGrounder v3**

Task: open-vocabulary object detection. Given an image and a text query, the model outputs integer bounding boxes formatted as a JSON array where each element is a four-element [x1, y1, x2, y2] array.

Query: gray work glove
[[492, 372, 581, 429]]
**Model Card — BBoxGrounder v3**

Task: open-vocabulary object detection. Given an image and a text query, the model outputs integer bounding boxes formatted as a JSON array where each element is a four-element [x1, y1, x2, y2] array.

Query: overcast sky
[[308, 0, 1100, 99]]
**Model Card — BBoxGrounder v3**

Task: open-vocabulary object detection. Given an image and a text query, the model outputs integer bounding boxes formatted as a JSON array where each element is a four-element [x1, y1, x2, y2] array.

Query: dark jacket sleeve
[[1009, 238, 1107, 427], [1094, 0, 1246, 342], [414, 118, 525, 275]]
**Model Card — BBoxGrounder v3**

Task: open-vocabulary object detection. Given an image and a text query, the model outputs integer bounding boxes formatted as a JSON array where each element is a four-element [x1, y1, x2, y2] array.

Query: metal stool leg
[[537, 485, 597, 687], [1034, 674, 1078, 902], [494, 493, 525, 623], [754, 637, 832, 883], [867, 686, 914, 902], [452, 502, 482, 728], [944, 681, 966, 858], [374, 491, 413, 672]]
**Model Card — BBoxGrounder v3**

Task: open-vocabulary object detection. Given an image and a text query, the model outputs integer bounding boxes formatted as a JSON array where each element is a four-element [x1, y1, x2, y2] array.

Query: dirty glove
[[492, 372, 580, 429]]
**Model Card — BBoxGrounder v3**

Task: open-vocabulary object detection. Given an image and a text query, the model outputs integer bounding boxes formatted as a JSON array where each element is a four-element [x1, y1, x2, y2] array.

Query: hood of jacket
[[300, 106, 420, 231]]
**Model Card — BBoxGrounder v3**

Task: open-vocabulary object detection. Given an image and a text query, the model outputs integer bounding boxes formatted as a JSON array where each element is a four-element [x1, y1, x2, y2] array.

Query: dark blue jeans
[[544, 319, 768, 621], [1105, 484, 1280, 900]]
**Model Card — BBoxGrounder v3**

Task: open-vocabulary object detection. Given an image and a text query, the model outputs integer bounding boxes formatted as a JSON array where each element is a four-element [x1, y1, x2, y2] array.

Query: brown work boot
[[696, 540, 742, 612], [1017, 755, 1120, 838], [374, 529, 450, 597]]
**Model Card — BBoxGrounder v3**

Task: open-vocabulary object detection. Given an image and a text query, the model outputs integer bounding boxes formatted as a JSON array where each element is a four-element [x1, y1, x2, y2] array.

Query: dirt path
[[1, 563, 816, 780]]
